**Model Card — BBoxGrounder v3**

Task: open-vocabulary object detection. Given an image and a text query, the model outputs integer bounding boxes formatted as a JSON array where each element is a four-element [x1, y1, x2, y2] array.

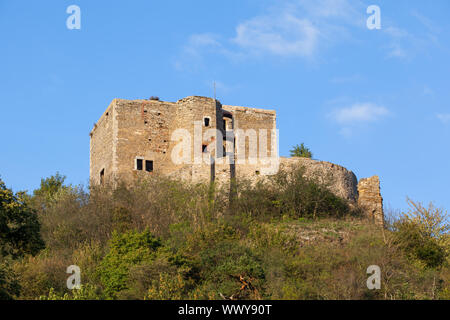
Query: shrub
[[394, 219, 446, 269], [4, 171, 447, 300], [182, 223, 265, 299], [393, 199, 448, 269], [0, 179, 45, 259], [98, 229, 162, 299], [290, 143, 313, 159], [13, 253, 70, 299], [234, 166, 351, 220], [39, 284, 103, 300], [145, 273, 187, 300], [0, 257, 20, 300]]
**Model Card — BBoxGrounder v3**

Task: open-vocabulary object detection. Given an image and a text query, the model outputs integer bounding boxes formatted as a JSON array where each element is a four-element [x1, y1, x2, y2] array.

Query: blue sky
[[0, 0, 449, 214]]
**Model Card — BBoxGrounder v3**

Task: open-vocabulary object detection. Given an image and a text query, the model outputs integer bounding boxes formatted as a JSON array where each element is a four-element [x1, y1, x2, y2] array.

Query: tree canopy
[[290, 143, 313, 159], [0, 178, 44, 259]]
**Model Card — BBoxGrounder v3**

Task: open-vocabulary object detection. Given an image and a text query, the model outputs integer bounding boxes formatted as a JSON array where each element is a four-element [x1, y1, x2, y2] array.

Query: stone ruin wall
[[90, 96, 384, 225], [239, 157, 384, 225], [114, 98, 173, 183], [164, 99, 278, 185], [91, 96, 225, 185], [275, 158, 384, 225], [222, 104, 276, 163], [357, 176, 384, 226], [89, 100, 115, 186], [277, 157, 359, 202]]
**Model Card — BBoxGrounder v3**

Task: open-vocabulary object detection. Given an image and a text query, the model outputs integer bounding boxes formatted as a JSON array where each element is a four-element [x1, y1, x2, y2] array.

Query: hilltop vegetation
[[0, 166, 448, 300]]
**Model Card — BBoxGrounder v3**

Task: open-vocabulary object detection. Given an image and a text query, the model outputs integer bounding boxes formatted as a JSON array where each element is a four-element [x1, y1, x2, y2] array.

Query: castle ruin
[[90, 95, 384, 225]]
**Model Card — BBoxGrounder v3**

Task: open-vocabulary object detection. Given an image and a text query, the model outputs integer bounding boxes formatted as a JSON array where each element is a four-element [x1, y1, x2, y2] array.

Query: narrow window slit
[[145, 160, 153, 172]]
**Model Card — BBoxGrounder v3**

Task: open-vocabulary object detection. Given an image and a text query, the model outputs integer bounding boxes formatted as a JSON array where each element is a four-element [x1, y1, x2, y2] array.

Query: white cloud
[[384, 26, 410, 38], [175, 0, 365, 67], [180, 33, 225, 60], [437, 114, 450, 124], [387, 43, 407, 59], [175, 0, 443, 69], [204, 80, 241, 98], [173, 33, 234, 71], [327, 102, 390, 137], [296, 0, 361, 20], [330, 103, 390, 125], [187, 34, 221, 49], [382, 26, 411, 59], [232, 13, 320, 57], [231, 0, 365, 58], [383, 11, 441, 60], [411, 10, 441, 35]]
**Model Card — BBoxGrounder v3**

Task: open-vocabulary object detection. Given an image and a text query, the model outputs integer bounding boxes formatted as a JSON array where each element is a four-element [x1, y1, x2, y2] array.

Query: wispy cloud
[[175, 0, 365, 68], [383, 26, 413, 59], [173, 33, 236, 71], [231, 0, 365, 58], [383, 11, 441, 60], [232, 12, 320, 58], [204, 80, 241, 99], [437, 114, 450, 124], [328, 102, 390, 137], [411, 10, 441, 35], [330, 103, 390, 125], [175, 0, 441, 68]]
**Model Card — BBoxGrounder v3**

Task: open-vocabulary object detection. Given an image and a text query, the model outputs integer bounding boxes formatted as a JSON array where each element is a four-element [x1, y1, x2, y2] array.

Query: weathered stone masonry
[[358, 176, 384, 226], [90, 95, 384, 225]]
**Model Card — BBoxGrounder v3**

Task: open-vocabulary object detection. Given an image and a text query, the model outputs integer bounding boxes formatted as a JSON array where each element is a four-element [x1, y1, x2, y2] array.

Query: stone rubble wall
[[357, 176, 384, 226], [90, 96, 384, 225], [277, 157, 359, 202]]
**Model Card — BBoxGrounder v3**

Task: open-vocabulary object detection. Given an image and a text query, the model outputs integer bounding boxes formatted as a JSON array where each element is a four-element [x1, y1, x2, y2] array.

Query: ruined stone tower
[[89, 96, 277, 186], [90, 95, 384, 225]]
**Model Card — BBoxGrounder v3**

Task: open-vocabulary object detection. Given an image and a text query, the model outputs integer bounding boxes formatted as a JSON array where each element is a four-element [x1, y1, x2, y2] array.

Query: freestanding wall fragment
[[357, 176, 384, 226]]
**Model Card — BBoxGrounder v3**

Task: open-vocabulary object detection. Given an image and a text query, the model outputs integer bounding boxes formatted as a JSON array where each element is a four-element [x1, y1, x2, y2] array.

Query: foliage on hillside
[[290, 143, 313, 159], [0, 166, 448, 300]]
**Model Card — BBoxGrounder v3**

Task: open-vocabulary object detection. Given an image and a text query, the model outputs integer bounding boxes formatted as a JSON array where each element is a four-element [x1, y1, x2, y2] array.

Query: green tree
[[33, 173, 67, 204], [290, 143, 313, 159], [39, 285, 104, 300], [0, 178, 45, 259], [393, 199, 448, 269], [98, 229, 162, 299], [0, 258, 20, 300]]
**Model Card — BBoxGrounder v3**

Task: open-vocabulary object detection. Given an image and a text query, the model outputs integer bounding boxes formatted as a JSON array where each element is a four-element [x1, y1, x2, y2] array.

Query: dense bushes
[[233, 167, 353, 220], [392, 199, 448, 269], [98, 229, 162, 299], [0, 179, 44, 259], [0, 258, 20, 300], [0, 165, 448, 300]]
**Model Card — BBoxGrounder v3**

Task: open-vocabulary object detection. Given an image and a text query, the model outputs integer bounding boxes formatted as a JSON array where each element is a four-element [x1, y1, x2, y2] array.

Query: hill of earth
[[0, 164, 448, 300]]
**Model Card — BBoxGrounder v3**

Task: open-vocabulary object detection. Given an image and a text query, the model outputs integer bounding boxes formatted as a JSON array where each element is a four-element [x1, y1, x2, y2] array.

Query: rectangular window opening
[[204, 117, 210, 127], [100, 169, 105, 185], [136, 159, 143, 170], [145, 160, 153, 172], [202, 144, 208, 153]]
